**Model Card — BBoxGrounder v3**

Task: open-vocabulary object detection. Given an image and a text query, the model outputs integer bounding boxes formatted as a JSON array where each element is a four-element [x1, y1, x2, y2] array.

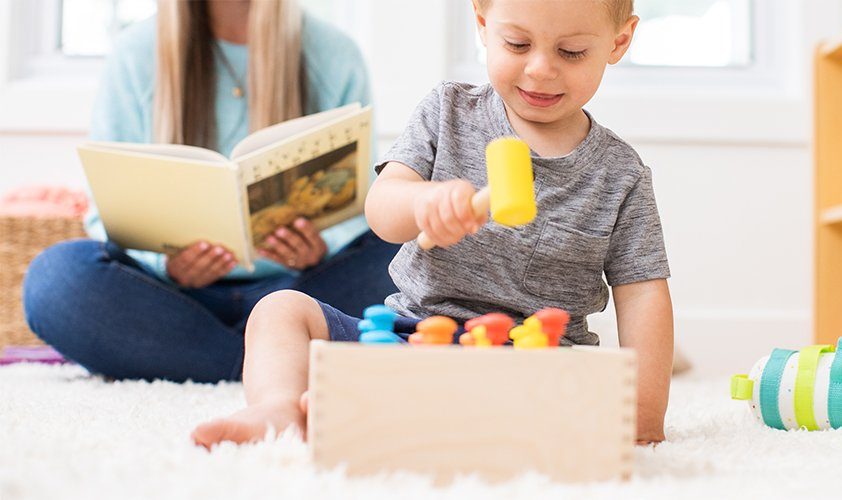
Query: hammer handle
[[417, 186, 490, 250]]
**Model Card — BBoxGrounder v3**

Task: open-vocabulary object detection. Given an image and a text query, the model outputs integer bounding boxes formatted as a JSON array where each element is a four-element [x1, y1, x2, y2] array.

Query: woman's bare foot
[[191, 398, 302, 449]]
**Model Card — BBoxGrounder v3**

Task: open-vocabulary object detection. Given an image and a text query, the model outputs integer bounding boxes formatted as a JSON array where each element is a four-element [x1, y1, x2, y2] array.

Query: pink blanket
[[0, 186, 88, 218]]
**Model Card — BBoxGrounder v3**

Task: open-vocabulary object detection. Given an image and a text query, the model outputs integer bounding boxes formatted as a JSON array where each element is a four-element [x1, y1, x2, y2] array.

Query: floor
[[2, 362, 842, 500]]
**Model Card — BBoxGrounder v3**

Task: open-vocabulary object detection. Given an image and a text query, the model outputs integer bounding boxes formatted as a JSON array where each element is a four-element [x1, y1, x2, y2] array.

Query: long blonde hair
[[154, 0, 303, 148]]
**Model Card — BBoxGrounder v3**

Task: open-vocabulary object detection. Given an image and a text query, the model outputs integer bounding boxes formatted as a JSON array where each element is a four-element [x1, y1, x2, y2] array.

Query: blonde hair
[[154, 0, 303, 148], [474, 0, 634, 27]]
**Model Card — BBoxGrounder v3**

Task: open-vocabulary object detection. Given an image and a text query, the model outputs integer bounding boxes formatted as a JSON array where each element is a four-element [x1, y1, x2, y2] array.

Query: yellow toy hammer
[[417, 137, 536, 250]]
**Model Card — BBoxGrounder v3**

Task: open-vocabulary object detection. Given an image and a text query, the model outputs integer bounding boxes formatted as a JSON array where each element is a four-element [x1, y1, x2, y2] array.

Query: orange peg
[[534, 308, 570, 347], [464, 313, 514, 346], [409, 316, 458, 345]]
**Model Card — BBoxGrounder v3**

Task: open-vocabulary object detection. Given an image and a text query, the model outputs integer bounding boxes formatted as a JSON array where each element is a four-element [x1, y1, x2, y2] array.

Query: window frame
[[0, 0, 102, 132]]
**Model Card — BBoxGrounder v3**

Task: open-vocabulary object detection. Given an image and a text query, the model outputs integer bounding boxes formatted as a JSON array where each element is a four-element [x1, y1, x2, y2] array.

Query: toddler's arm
[[613, 278, 673, 445], [366, 162, 487, 247]]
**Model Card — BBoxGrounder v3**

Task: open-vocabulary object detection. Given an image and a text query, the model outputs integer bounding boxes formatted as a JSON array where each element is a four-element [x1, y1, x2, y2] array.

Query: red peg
[[464, 313, 514, 346], [534, 308, 569, 347]]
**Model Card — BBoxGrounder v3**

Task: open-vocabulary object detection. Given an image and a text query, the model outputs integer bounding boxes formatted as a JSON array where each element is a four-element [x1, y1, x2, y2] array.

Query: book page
[[230, 103, 362, 160], [86, 141, 230, 164], [234, 107, 373, 247]]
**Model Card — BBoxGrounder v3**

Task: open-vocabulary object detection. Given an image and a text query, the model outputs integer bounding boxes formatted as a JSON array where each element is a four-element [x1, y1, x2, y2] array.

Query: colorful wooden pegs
[[460, 309, 568, 349], [409, 316, 458, 345], [359, 304, 570, 348], [508, 308, 571, 349], [460, 313, 514, 347]]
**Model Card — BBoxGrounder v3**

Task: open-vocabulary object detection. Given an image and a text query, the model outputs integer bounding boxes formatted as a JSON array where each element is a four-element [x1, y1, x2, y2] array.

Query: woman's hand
[[166, 241, 238, 288], [259, 218, 327, 271]]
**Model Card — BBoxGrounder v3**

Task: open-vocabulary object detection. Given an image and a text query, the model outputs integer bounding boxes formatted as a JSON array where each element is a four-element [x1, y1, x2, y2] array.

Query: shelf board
[[821, 204, 842, 225], [822, 37, 842, 63]]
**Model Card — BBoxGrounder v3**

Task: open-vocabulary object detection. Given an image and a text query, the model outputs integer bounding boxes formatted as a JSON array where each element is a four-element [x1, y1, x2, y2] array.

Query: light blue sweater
[[86, 13, 371, 280]]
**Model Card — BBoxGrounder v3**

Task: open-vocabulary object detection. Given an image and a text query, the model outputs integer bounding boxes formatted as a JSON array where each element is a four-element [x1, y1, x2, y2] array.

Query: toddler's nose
[[524, 52, 560, 81]]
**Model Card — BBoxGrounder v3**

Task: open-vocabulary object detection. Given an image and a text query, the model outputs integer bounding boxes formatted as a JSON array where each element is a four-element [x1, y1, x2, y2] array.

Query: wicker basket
[[0, 216, 87, 348]]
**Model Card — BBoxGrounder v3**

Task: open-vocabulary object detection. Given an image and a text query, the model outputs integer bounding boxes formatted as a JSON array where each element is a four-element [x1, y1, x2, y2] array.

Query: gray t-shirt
[[376, 82, 670, 345]]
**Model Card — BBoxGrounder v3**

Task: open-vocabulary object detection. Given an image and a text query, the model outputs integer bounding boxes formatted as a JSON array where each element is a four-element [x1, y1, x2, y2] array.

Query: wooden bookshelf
[[815, 40, 842, 344]]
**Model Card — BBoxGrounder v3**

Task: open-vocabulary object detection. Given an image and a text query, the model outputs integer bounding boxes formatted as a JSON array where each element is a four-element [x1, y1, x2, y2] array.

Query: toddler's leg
[[191, 290, 329, 448]]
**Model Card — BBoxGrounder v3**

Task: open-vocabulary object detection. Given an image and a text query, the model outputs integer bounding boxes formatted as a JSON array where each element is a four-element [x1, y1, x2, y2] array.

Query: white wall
[[1, 1, 837, 376], [590, 141, 813, 375], [0, 134, 87, 190]]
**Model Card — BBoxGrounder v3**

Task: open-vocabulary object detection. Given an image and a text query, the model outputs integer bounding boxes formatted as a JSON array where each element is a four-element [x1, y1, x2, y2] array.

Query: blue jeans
[[22, 231, 400, 383]]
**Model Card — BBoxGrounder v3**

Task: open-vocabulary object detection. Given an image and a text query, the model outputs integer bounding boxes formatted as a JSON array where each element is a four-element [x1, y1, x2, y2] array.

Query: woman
[[23, 0, 399, 383]]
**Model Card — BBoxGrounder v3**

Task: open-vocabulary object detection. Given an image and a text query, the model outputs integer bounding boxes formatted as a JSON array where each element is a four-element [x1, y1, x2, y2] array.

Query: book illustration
[[248, 142, 358, 245]]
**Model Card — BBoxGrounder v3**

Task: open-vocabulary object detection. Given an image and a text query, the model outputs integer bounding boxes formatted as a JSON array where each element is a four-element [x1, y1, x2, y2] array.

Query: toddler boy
[[192, 0, 673, 448]]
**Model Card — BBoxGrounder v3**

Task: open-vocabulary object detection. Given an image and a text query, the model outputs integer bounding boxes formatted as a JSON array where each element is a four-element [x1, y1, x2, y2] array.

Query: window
[[628, 0, 752, 68], [449, 0, 767, 87], [0, 0, 371, 131], [61, 0, 157, 57], [57, 0, 357, 58], [2, 0, 807, 136]]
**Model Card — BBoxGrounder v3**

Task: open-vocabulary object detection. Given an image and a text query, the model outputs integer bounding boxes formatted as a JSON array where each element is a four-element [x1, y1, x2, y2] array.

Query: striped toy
[[731, 338, 842, 430]]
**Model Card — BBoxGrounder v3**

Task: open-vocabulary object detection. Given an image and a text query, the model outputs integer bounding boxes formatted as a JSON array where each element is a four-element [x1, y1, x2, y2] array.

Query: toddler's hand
[[414, 179, 488, 248]]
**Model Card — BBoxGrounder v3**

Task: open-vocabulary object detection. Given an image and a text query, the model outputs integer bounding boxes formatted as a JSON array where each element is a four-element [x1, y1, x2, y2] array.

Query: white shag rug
[[3, 363, 842, 500]]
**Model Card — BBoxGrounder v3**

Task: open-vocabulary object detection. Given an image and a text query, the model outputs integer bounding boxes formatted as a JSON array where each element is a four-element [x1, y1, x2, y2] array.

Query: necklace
[[213, 42, 245, 98]]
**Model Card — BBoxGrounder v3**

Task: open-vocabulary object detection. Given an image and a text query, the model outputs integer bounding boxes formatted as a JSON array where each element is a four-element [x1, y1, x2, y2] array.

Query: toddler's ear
[[608, 15, 639, 65], [472, 1, 488, 46]]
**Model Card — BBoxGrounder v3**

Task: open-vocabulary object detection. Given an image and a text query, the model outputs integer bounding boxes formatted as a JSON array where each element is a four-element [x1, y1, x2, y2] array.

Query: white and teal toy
[[731, 339, 842, 430]]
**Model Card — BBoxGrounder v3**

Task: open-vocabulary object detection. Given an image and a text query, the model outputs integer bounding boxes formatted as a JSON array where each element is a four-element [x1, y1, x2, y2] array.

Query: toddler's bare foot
[[191, 398, 302, 449]]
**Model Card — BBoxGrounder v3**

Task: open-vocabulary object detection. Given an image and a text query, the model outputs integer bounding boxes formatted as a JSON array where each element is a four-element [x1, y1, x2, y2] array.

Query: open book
[[78, 104, 373, 271]]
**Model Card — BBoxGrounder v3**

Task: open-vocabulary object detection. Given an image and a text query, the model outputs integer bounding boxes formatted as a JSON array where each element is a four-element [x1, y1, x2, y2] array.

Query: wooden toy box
[[307, 340, 637, 484]]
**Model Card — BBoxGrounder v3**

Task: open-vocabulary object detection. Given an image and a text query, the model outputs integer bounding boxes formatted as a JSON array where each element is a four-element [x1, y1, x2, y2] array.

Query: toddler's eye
[[560, 49, 587, 60], [505, 41, 530, 52]]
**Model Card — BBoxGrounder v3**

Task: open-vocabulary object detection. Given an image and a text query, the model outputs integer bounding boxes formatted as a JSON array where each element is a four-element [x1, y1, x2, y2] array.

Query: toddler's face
[[476, 0, 636, 128]]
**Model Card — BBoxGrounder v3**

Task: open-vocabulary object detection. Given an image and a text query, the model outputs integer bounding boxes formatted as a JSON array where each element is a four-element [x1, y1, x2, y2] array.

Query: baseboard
[[589, 308, 812, 376]]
